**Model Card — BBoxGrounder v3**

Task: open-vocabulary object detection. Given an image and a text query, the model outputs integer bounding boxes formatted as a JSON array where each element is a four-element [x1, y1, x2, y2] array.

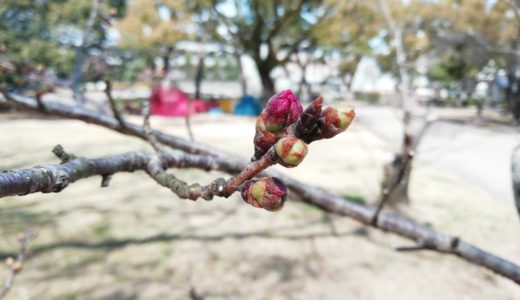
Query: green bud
[[275, 136, 308, 168]]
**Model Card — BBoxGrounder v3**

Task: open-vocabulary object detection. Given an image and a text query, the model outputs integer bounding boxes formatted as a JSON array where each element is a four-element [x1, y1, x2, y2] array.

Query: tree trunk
[[162, 46, 173, 77], [512, 144, 520, 220], [297, 63, 310, 100], [70, 0, 103, 106], [505, 73, 520, 123], [381, 131, 413, 204], [257, 61, 276, 103], [71, 47, 86, 105], [380, 118, 434, 205], [381, 154, 412, 203], [235, 53, 248, 96], [194, 54, 205, 99]]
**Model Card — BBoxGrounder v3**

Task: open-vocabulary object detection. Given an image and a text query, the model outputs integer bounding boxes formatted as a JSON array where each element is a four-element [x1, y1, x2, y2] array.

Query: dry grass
[[0, 113, 519, 299]]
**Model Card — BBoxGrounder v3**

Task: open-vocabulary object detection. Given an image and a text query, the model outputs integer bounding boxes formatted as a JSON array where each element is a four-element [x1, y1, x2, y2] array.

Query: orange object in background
[[216, 98, 235, 113]]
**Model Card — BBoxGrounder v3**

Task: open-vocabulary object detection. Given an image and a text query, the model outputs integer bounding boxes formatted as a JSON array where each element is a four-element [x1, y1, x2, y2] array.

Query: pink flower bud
[[252, 90, 303, 160], [275, 136, 308, 168], [264, 90, 303, 134], [320, 105, 355, 139], [241, 177, 288, 211]]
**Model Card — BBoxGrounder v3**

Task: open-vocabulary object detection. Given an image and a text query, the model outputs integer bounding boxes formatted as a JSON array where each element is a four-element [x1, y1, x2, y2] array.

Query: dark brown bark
[[256, 59, 276, 103], [505, 72, 520, 123], [194, 54, 205, 99], [162, 46, 174, 76]]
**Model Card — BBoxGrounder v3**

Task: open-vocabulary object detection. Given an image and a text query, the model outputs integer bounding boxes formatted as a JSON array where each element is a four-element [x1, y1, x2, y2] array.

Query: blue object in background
[[234, 95, 262, 116], [208, 107, 224, 115]]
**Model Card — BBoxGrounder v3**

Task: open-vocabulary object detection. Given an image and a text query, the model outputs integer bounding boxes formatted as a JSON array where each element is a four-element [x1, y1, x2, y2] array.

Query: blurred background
[[1, 0, 520, 299]]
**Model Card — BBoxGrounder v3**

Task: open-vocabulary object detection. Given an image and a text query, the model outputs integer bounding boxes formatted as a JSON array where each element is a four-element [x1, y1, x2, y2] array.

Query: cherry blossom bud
[[12, 261, 22, 273], [253, 129, 278, 160], [275, 136, 308, 168], [5, 257, 14, 268], [241, 177, 288, 211], [252, 90, 303, 160], [264, 90, 303, 134], [320, 105, 355, 139]]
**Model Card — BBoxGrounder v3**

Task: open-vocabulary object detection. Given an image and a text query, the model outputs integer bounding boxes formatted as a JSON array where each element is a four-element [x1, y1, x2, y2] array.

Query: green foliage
[[188, 0, 358, 97], [343, 193, 366, 204], [0, 0, 125, 89], [116, 0, 188, 54], [354, 91, 380, 104]]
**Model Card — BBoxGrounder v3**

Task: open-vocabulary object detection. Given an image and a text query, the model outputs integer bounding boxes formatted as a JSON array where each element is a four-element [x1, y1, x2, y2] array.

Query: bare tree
[[70, 0, 104, 105], [375, 0, 418, 204]]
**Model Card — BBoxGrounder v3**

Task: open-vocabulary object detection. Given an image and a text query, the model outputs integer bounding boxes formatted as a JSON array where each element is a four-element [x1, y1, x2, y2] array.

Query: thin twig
[[395, 244, 433, 252], [52, 144, 75, 163], [185, 97, 195, 141], [0, 230, 37, 300], [146, 147, 276, 200], [104, 79, 126, 129], [142, 100, 166, 153]]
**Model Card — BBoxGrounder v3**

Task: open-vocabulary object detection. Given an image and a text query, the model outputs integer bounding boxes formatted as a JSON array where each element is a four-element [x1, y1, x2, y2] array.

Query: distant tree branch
[[0, 230, 37, 300], [2, 93, 520, 285], [104, 80, 126, 129]]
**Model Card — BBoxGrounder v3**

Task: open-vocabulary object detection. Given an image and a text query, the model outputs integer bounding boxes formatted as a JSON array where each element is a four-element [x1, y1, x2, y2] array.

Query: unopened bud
[[241, 177, 288, 211], [275, 136, 308, 168], [253, 126, 278, 160], [5, 257, 14, 268], [11, 261, 22, 273], [263, 90, 303, 134], [320, 105, 355, 139]]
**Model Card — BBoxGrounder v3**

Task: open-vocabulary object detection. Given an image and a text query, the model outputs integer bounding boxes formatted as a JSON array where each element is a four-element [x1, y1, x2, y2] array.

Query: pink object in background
[[150, 85, 210, 116]]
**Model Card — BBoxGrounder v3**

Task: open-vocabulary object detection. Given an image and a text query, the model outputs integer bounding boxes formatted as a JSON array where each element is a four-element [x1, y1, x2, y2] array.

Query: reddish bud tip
[[241, 177, 288, 211], [320, 105, 355, 139], [275, 136, 308, 168], [264, 90, 303, 134], [252, 127, 278, 160]]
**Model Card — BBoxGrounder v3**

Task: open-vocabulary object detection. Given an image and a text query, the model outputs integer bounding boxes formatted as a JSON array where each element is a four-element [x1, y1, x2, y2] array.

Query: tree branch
[[0, 148, 236, 199], [2, 93, 520, 285], [0, 230, 37, 300], [104, 80, 126, 129]]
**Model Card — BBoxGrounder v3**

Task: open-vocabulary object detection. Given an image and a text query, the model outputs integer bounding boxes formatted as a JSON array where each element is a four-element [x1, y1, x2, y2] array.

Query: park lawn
[[0, 113, 519, 299]]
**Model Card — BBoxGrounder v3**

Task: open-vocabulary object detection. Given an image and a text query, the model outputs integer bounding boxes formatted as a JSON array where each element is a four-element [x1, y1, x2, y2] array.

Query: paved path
[[355, 105, 520, 206]]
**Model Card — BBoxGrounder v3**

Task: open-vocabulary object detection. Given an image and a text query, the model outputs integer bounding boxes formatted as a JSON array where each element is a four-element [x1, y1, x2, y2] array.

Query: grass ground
[[0, 113, 519, 299]]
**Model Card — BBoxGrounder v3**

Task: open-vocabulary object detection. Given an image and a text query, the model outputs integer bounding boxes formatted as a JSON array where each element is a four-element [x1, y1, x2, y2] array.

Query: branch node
[[52, 145, 75, 163], [395, 244, 432, 252], [450, 237, 460, 251], [104, 79, 126, 129], [101, 174, 113, 188]]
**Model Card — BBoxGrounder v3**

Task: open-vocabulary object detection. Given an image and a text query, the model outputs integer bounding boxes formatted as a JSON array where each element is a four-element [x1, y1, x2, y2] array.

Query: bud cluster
[[253, 90, 303, 160], [247, 90, 355, 212], [293, 97, 355, 143]]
